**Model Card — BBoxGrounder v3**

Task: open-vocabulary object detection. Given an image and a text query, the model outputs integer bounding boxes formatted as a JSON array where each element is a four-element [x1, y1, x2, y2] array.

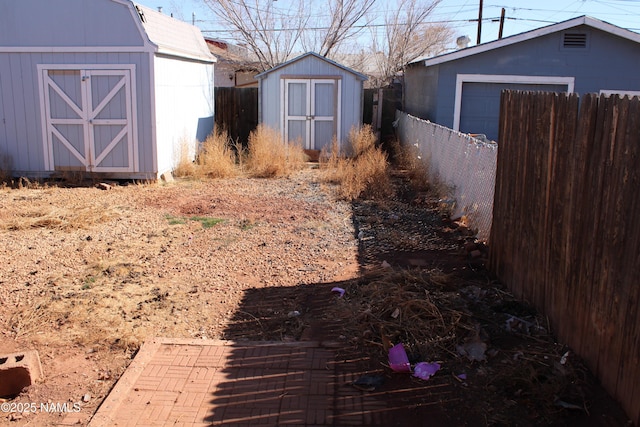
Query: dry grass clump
[[349, 123, 378, 157], [195, 128, 237, 178], [320, 125, 391, 200], [391, 139, 431, 192], [391, 138, 454, 201], [173, 136, 197, 178], [340, 269, 468, 361], [172, 126, 309, 180], [9, 259, 176, 351], [246, 124, 307, 177], [334, 267, 587, 424], [0, 195, 116, 231]]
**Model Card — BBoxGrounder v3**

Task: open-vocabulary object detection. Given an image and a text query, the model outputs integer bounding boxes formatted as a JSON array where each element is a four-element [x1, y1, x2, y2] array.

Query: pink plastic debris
[[388, 343, 411, 373], [331, 287, 345, 297], [413, 362, 441, 380]]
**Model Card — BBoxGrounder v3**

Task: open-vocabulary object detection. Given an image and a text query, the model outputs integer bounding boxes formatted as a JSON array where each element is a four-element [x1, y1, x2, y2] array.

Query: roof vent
[[563, 32, 587, 48]]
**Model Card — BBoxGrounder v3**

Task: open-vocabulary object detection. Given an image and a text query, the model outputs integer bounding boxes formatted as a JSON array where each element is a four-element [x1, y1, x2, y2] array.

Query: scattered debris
[[331, 287, 345, 298], [413, 362, 440, 380], [351, 374, 385, 392], [505, 315, 536, 334], [329, 259, 610, 423], [456, 340, 487, 362], [554, 398, 586, 412], [388, 343, 411, 373]]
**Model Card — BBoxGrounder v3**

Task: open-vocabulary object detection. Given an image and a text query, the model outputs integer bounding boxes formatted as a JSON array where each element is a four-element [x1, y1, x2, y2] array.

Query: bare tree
[[318, 0, 376, 57], [204, 0, 309, 70], [369, 0, 451, 87], [206, 0, 376, 70]]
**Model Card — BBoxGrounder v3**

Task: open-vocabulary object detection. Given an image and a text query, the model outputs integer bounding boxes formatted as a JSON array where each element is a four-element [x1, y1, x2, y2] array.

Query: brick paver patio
[[79, 337, 451, 426]]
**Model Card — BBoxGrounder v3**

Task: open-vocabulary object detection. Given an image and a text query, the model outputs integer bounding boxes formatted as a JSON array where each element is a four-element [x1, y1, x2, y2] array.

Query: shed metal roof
[[134, 3, 214, 63], [410, 15, 640, 68], [255, 52, 367, 81]]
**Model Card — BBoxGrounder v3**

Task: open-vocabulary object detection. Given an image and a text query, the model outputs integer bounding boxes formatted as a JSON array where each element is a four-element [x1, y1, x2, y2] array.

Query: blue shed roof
[[255, 52, 367, 81]]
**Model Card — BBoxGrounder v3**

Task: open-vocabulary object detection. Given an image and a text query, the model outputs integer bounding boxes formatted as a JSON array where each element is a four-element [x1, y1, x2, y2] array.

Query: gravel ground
[[0, 167, 631, 426], [0, 169, 359, 426]]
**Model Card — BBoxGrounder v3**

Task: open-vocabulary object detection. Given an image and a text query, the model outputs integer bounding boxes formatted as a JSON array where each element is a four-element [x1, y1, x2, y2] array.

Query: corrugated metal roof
[[134, 3, 214, 62]]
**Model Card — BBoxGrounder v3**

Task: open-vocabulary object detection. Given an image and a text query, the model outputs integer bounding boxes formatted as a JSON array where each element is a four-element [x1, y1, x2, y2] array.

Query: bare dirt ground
[[0, 168, 632, 426]]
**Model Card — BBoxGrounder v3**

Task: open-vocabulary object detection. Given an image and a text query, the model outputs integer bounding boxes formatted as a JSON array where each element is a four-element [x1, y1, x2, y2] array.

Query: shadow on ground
[[201, 171, 631, 426], [202, 280, 454, 426]]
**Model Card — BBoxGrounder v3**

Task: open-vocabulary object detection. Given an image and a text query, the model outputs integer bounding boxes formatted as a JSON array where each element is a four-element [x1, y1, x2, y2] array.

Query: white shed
[[0, 0, 215, 180], [256, 52, 366, 152]]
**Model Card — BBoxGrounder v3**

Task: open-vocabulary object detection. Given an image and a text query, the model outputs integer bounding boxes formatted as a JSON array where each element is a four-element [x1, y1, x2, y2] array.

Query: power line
[[200, 15, 640, 33]]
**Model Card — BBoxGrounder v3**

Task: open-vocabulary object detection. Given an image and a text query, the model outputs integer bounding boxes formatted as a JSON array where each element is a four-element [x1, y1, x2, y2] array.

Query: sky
[[134, 0, 640, 49]]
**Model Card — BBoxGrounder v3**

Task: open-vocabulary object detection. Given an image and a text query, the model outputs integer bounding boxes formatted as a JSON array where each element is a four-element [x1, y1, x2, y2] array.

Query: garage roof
[[411, 15, 640, 68]]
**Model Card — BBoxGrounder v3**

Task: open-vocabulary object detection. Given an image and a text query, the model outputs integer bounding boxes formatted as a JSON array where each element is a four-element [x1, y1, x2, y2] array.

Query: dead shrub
[[348, 123, 377, 157], [232, 139, 248, 171], [319, 137, 344, 183], [391, 139, 431, 192], [246, 124, 307, 178], [320, 125, 391, 200], [196, 128, 237, 178], [0, 202, 116, 231], [173, 136, 197, 178]]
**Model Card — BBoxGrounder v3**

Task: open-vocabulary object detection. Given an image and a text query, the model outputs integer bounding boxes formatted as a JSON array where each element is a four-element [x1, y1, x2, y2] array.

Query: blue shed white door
[[283, 78, 340, 150], [39, 65, 138, 173]]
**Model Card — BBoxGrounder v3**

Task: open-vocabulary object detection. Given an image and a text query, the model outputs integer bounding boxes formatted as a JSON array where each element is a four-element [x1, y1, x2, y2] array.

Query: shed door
[[41, 68, 136, 172], [284, 79, 338, 151]]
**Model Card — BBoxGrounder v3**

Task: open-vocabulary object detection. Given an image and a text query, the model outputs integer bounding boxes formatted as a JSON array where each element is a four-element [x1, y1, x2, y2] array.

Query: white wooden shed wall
[[0, 0, 214, 179], [154, 55, 215, 175], [256, 52, 366, 152]]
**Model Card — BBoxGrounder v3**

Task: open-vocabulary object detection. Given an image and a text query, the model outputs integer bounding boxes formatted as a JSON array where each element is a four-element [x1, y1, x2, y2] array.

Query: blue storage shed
[[256, 52, 367, 152]]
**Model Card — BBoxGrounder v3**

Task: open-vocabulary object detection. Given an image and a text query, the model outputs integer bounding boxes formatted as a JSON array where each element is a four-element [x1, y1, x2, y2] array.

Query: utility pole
[[498, 8, 505, 39], [476, 0, 483, 45]]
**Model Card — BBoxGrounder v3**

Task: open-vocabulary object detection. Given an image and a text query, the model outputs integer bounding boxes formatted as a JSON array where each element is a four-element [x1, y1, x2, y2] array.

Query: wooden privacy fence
[[214, 87, 258, 144], [215, 87, 395, 146], [363, 86, 402, 143], [490, 90, 640, 424]]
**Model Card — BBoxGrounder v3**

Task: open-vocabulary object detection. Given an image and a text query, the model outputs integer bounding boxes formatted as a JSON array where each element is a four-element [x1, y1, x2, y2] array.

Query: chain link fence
[[395, 111, 497, 242]]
